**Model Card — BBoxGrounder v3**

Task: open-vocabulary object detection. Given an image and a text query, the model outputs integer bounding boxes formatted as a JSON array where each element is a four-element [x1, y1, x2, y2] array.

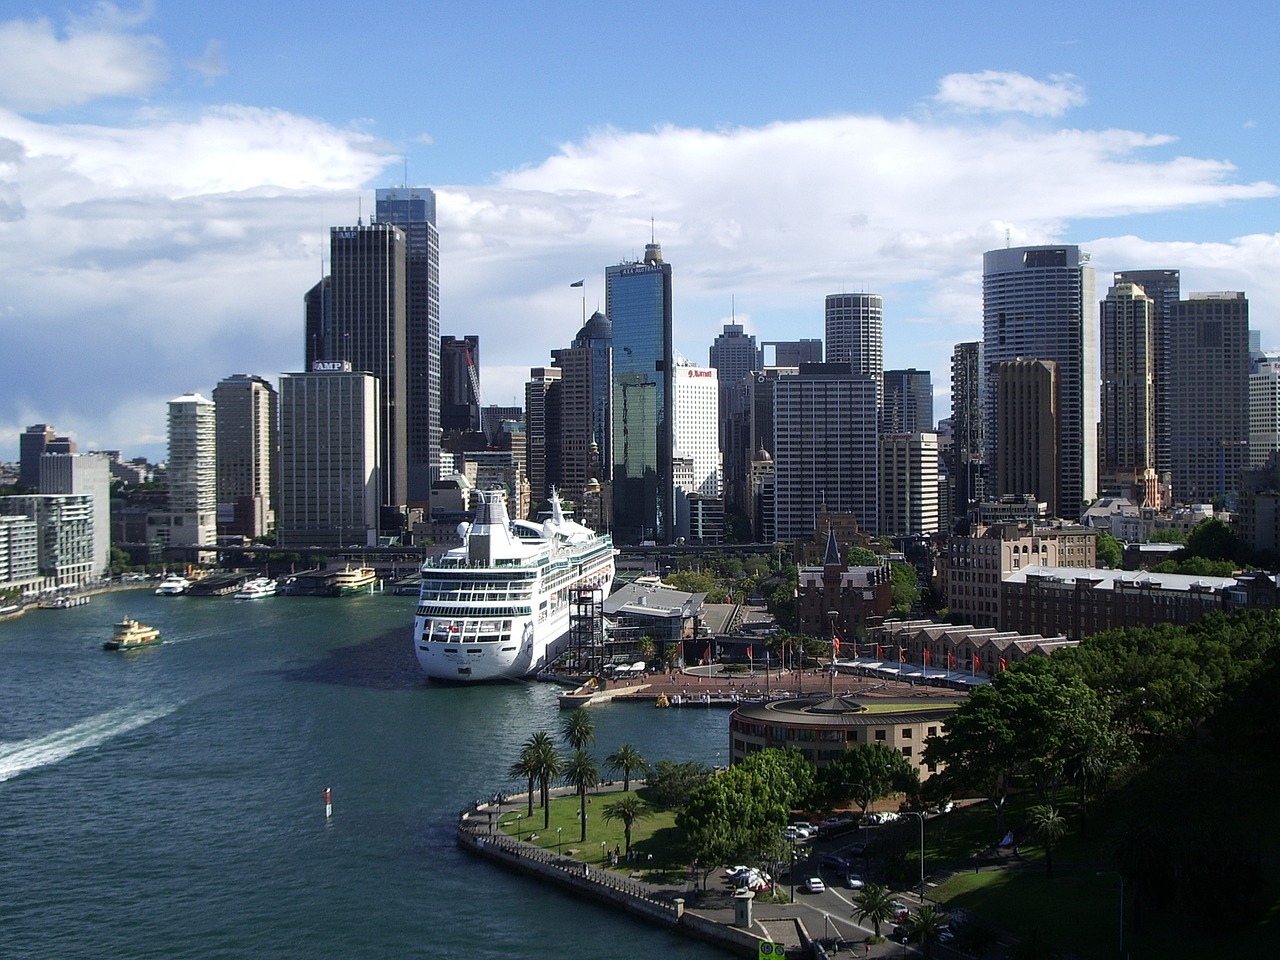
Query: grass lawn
[[497, 787, 689, 883]]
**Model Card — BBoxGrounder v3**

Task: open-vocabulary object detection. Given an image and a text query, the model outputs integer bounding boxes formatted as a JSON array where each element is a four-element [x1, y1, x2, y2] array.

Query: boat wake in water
[[0, 704, 178, 784]]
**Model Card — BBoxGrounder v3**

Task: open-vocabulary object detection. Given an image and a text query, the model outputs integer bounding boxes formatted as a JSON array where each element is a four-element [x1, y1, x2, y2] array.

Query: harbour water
[[0, 590, 729, 959]]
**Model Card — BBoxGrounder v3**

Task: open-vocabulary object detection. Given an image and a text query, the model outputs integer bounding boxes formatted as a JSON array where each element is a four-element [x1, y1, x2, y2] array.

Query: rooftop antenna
[[357, 195, 363, 227], [1006, 227, 1011, 248], [650, 217, 655, 243]]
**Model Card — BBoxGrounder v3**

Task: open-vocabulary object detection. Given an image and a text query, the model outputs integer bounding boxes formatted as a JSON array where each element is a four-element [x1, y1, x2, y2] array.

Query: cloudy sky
[[2, 1, 1278, 462]]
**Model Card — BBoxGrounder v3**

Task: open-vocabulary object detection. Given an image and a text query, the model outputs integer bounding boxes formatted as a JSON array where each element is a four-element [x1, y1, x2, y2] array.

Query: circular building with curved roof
[[729, 695, 960, 779]]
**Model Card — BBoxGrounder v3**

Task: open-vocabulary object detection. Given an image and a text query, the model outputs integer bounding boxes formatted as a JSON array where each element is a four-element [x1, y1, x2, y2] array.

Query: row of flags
[[745, 638, 1008, 672]]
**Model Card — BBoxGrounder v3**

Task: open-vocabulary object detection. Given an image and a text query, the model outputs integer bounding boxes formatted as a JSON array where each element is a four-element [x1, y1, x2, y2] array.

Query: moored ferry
[[233, 577, 278, 600], [332, 567, 377, 595], [413, 489, 615, 682], [155, 574, 190, 596]]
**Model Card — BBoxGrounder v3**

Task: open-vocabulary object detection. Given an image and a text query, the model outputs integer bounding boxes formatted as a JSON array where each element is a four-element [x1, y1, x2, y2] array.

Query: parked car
[[844, 873, 865, 889], [790, 821, 816, 838], [818, 853, 849, 870], [803, 876, 826, 893]]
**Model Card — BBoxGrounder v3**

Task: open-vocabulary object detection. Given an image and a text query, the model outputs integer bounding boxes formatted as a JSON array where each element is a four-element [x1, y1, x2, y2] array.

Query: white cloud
[[189, 39, 227, 83], [933, 71, 1086, 117], [0, 9, 167, 112], [3, 95, 1279, 461]]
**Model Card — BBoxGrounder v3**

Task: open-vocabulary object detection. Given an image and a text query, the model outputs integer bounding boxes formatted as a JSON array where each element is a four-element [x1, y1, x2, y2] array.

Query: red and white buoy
[[324, 786, 332, 819]]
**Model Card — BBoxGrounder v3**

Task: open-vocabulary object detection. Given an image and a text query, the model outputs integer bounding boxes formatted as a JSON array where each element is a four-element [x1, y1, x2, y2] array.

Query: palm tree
[[909, 905, 946, 959], [1027, 804, 1068, 878], [562, 710, 596, 751], [564, 748, 601, 842], [851, 882, 897, 938], [602, 795, 650, 856], [604, 743, 649, 792], [524, 731, 562, 830], [508, 745, 537, 819]]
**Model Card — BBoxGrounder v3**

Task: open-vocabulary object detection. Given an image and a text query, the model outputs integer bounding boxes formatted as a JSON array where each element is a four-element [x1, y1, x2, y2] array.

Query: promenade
[[457, 782, 956, 959]]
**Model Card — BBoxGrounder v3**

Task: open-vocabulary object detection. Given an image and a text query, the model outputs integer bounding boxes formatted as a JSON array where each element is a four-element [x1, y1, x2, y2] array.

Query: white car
[[803, 876, 826, 893], [790, 822, 816, 838], [845, 873, 865, 889]]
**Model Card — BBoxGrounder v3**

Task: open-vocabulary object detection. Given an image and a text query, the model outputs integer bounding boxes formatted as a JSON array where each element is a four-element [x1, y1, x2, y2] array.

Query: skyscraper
[[213, 373, 278, 539], [950, 341, 985, 524], [762, 340, 822, 366], [882, 369, 934, 434], [38, 451, 111, 578], [1169, 292, 1250, 504], [375, 187, 441, 502], [879, 432, 940, 537], [1099, 283, 1157, 500], [277, 366, 381, 549], [993, 360, 1059, 518], [672, 362, 721, 541], [983, 245, 1097, 518], [440, 335, 480, 433], [1114, 269, 1180, 478], [524, 366, 562, 510], [19, 424, 55, 489], [327, 222, 408, 517], [607, 241, 674, 544], [166, 392, 218, 548], [772, 364, 880, 540], [825, 294, 883, 379], [571, 310, 612, 478]]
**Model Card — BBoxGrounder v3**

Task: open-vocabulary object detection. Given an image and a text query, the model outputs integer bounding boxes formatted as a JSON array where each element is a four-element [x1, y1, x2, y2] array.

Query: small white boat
[[233, 577, 278, 600], [155, 575, 191, 596]]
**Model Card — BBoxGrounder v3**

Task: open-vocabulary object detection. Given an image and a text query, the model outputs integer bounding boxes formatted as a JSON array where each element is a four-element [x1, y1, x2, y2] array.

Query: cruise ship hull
[[412, 491, 614, 683]]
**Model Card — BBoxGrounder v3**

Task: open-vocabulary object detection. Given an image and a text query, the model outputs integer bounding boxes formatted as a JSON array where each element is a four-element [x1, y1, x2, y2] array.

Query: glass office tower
[[607, 242, 673, 544]]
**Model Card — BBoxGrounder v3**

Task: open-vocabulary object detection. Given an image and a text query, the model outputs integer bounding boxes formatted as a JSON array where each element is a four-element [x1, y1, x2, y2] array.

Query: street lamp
[[556, 826, 563, 855], [902, 811, 925, 902], [789, 844, 797, 902]]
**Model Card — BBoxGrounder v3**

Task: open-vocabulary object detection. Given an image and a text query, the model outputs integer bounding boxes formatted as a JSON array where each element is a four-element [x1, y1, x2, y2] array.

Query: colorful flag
[[972, 654, 981, 670], [832, 636, 842, 653], [923, 648, 931, 665], [999, 656, 1008, 671], [747, 646, 753, 660], [876, 644, 884, 659], [947, 651, 956, 670], [570, 279, 584, 287], [898, 646, 906, 662]]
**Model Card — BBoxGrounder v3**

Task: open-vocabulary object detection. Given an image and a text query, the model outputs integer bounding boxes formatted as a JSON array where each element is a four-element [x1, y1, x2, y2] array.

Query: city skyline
[[1, 2, 1279, 461]]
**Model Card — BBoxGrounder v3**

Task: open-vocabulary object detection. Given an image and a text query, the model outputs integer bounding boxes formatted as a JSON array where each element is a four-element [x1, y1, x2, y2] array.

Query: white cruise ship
[[413, 490, 615, 682]]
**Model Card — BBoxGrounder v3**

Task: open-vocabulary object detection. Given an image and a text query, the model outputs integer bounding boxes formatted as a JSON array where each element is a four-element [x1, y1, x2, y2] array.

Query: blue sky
[[2, 1, 1278, 461]]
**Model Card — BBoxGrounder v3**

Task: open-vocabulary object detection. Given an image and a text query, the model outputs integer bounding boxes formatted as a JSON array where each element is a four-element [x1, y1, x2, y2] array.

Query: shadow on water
[[275, 624, 427, 690]]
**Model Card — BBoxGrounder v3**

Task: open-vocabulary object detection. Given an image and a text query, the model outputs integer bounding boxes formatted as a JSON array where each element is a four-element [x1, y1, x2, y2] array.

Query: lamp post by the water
[[557, 827, 562, 855], [902, 811, 925, 901]]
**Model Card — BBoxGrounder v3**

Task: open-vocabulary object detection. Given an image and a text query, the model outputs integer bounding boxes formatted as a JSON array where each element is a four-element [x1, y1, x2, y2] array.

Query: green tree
[[737, 746, 817, 811], [523, 731, 563, 830], [604, 743, 648, 792], [1177, 516, 1242, 564], [564, 748, 600, 842], [646, 759, 711, 809], [562, 710, 596, 751], [909, 904, 947, 959], [848, 546, 880, 566], [509, 744, 538, 819], [1095, 530, 1123, 568], [817, 742, 916, 814], [602, 795, 650, 856], [850, 882, 897, 937], [678, 765, 789, 870], [889, 560, 920, 613], [1026, 804, 1068, 878]]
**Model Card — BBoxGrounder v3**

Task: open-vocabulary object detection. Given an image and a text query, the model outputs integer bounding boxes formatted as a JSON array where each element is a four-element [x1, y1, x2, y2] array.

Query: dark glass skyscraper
[[607, 242, 673, 544], [440, 335, 480, 433], [328, 222, 408, 514], [375, 187, 441, 502]]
